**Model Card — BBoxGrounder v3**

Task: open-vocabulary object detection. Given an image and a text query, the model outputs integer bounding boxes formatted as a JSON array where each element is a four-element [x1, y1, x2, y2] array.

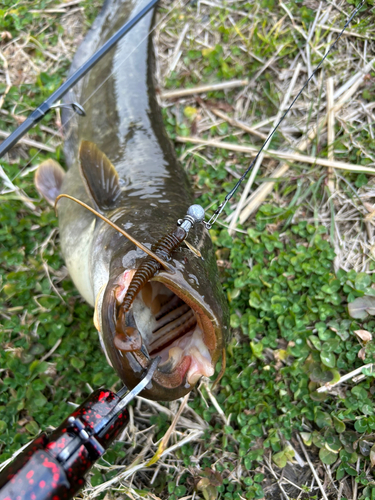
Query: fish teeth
[[158, 347, 183, 373]]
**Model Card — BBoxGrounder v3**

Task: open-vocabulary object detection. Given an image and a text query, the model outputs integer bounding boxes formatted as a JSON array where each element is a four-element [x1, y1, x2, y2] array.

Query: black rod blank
[[0, 0, 159, 159]]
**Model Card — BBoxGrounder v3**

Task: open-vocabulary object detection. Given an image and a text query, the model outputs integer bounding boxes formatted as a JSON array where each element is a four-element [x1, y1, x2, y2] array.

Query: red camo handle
[[0, 389, 129, 500]]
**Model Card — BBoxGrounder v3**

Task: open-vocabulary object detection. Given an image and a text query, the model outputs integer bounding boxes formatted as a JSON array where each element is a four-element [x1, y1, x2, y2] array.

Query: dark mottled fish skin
[[57, 0, 229, 400]]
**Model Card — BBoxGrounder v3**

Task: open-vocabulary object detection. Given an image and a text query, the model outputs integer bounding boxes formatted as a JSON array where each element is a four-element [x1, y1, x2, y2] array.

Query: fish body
[[36, 0, 229, 401]]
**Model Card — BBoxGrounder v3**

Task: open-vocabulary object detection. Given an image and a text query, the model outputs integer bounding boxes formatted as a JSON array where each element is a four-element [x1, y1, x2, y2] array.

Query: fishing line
[[204, 0, 365, 229], [8, 0, 182, 182]]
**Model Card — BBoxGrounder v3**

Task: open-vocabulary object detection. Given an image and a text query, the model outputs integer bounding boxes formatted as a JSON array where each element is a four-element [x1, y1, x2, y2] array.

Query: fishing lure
[[52, 193, 206, 360], [114, 207, 204, 355]]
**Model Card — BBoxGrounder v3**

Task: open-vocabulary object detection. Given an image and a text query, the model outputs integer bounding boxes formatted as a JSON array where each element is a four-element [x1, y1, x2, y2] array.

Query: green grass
[[0, 0, 118, 459], [1, 1, 375, 499]]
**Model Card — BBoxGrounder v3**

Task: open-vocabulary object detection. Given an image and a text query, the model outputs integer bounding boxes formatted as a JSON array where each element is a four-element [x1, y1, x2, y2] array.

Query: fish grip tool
[[0, 357, 160, 500]]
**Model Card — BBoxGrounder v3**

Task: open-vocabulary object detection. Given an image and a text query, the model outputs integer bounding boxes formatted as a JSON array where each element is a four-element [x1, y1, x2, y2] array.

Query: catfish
[[35, 0, 229, 401]]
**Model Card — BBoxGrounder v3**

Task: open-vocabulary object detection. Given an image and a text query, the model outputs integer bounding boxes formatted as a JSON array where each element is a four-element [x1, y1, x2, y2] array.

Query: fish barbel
[[35, 0, 229, 401]]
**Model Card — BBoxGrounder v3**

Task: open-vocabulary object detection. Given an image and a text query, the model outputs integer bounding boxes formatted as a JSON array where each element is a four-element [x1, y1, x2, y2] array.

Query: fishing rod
[[0, 0, 159, 159], [0, 2, 366, 498]]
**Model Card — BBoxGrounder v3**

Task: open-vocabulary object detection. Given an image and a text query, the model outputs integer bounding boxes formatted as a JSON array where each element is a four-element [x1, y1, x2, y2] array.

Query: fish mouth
[[101, 268, 221, 401], [117, 272, 217, 386], [128, 278, 215, 382]]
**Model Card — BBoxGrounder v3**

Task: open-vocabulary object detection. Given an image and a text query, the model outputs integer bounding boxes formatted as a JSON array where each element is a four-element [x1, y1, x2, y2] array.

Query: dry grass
[[1, 0, 375, 499], [156, 0, 375, 275], [1, 6, 84, 86], [152, 2, 375, 497]]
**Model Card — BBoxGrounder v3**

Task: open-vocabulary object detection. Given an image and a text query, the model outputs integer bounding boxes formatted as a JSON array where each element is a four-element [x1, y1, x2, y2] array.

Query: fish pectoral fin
[[34, 159, 65, 206], [79, 140, 121, 211]]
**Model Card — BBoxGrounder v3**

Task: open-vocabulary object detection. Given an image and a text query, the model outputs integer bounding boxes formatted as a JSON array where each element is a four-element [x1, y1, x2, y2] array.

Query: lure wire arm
[[55, 194, 172, 270], [204, 0, 365, 230]]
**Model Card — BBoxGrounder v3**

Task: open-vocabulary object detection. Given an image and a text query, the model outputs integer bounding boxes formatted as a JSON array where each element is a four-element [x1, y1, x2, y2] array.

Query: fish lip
[[100, 264, 224, 400], [145, 270, 219, 384], [129, 267, 219, 386], [100, 270, 193, 393]]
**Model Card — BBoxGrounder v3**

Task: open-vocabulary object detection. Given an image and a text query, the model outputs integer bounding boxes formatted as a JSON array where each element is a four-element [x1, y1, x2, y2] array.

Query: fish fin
[[79, 140, 121, 211], [34, 159, 65, 206]]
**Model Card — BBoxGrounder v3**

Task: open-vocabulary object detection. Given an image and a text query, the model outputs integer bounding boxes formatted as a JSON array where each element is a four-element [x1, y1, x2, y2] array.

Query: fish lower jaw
[[107, 269, 219, 392], [156, 327, 215, 385], [127, 278, 216, 389]]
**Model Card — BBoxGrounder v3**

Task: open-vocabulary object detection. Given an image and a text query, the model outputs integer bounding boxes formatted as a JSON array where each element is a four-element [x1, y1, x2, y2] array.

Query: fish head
[[97, 223, 229, 401]]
